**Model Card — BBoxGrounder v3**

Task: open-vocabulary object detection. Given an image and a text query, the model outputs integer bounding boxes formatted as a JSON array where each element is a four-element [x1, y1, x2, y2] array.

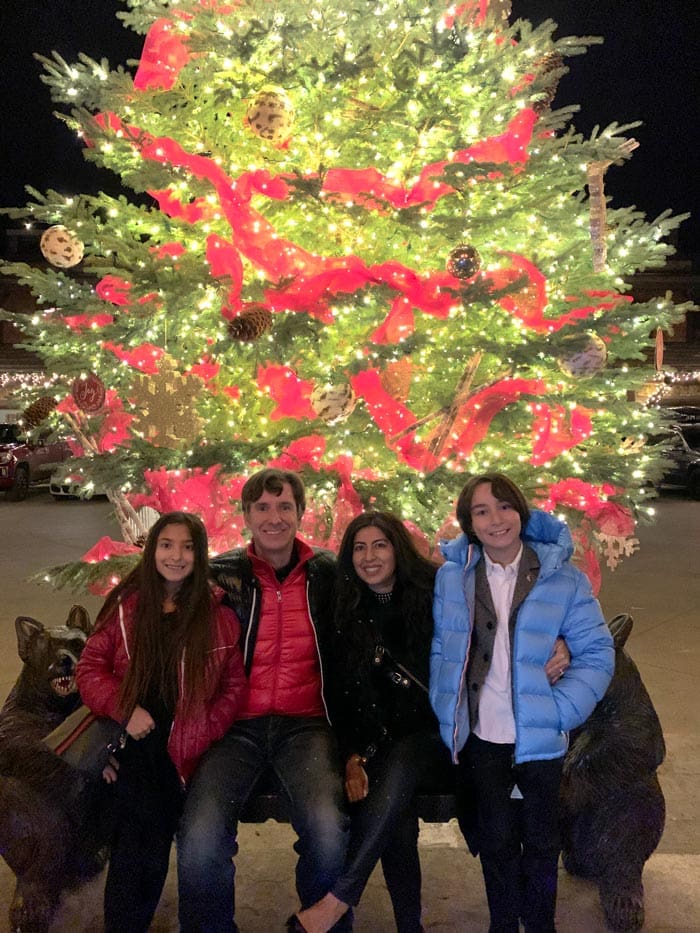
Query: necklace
[[372, 590, 393, 605]]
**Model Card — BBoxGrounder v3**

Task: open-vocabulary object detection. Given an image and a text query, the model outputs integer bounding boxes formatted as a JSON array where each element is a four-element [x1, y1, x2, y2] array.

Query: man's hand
[[545, 637, 571, 685]]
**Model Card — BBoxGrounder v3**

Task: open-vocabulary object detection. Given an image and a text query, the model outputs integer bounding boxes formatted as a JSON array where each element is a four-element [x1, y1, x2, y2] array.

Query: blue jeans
[[333, 730, 452, 932], [177, 716, 350, 932]]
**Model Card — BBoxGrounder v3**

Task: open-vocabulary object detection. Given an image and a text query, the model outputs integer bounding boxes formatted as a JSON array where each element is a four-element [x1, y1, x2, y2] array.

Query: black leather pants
[[332, 730, 452, 932]]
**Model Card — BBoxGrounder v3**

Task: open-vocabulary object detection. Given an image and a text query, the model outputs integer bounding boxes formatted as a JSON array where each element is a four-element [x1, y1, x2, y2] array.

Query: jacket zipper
[[306, 576, 332, 724], [451, 545, 474, 763], [243, 587, 257, 669]]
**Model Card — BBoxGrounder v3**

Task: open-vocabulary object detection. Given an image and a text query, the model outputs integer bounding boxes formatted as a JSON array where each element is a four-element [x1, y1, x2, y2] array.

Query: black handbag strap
[[373, 644, 429, 694]]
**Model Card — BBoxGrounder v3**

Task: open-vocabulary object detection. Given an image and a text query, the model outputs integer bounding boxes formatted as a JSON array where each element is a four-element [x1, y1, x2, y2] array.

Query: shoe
[[285, 916, 307, 932]]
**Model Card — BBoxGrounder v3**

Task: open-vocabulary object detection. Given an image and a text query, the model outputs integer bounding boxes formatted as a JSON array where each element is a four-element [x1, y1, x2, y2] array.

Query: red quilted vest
[[238, 545, 325, 719]]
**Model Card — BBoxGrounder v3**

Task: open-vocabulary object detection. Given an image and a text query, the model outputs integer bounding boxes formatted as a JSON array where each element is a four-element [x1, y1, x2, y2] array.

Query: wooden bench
[[240, 785, 458, 824]]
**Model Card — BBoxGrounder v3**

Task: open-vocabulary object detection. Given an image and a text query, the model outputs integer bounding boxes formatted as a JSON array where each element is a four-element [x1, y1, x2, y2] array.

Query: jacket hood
[[440, 508, 573, 575]]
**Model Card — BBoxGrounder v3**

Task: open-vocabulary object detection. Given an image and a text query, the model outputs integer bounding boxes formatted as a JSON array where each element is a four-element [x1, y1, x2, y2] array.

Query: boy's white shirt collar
[[483, 542, 523, 575]]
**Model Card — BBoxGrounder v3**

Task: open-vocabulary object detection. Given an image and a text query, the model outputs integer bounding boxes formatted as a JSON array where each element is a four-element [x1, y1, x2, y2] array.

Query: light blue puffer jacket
[[429, 509, 614, 764]]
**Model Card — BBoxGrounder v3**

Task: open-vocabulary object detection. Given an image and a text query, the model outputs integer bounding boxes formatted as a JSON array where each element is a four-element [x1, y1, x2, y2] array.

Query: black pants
[[332, 730, 452, 932], [459, 734, 563, 933], [104, 738, 182, 933]]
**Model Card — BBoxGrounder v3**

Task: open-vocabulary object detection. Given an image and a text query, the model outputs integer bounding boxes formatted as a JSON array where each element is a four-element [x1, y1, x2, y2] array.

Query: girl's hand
[[344, 755, 369, 803], [126, 705, 155, 740]]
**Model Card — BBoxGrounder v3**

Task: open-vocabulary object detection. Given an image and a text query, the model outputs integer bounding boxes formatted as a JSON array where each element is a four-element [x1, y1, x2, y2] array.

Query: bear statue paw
[[561, 848, 590, 879], [600, 886, 645, 932], [9, 885, 56, 933]]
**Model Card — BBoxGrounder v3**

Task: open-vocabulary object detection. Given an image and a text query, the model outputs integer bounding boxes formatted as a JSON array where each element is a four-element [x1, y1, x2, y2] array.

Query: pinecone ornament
[[227, 307, 273, 342], [23, 396, 57, 427], [532, 51, 565, 116]]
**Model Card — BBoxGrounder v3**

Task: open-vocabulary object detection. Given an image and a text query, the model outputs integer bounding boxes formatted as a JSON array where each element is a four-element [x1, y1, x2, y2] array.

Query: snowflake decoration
[[594, 532, 640, 571], [130, 355, 204, 449]]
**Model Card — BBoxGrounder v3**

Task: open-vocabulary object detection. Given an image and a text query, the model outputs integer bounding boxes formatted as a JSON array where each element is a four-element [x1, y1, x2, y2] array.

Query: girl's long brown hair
[[95, 511, 214, 718]]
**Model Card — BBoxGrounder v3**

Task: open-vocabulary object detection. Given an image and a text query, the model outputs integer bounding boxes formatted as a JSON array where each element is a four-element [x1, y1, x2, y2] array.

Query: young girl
[[430, 473, 614, 932], [295, 512, 453, 933], [76, 511, 246, 933]]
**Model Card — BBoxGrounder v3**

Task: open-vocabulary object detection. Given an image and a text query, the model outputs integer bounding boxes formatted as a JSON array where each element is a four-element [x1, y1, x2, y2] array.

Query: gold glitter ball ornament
[[311, 383, 357, 425], [245, 87, 295, 144], [40, 225, 84, 268], [557, 333, 608, 378]]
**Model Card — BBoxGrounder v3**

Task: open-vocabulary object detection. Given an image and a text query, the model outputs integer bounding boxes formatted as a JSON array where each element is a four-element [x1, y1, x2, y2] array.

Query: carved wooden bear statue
[[560, 613, 666, 931], [0, 607, 114, 933]]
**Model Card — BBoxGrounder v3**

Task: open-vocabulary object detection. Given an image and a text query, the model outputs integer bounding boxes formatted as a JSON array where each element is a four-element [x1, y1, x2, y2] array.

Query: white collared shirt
[[474, 544, 523, 744]]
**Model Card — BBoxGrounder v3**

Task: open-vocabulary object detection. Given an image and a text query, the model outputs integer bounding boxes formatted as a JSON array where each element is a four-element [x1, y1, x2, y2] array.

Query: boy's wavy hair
[[96, 511, 215, 718], [455, 472, 530, 540]]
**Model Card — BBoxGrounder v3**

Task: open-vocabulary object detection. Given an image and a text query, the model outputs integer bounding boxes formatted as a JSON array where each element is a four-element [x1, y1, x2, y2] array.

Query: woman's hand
[[126, 705, 155, 740], [546, 636, 571, 685], [102, 754, 120, 783], [344, 755, 369, 803]]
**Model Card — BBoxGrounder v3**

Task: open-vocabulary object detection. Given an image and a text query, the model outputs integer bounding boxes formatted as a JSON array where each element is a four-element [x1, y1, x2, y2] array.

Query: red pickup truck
[[0, 423, 71, 500]]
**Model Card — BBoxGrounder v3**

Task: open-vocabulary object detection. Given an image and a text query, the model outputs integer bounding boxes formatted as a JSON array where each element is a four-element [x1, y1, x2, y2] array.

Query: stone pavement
[[0, 490, 698, 931]]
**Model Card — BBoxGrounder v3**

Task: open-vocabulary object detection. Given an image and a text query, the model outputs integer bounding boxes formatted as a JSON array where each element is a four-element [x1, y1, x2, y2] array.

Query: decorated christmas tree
[[0, 0, 691, 593]]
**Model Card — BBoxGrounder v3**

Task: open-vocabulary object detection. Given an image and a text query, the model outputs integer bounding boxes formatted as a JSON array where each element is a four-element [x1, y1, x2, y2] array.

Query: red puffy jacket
[[76, 592, 246, 785]]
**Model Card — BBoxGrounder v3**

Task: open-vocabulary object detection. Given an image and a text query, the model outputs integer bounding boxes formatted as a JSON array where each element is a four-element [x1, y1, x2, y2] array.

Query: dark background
[[1, 0, 698, 253]]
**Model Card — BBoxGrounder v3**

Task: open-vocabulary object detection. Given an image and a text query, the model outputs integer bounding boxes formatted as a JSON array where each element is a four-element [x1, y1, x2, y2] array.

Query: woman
[[76, 511, 246, 933], [294, 511, 452, 933], [430, 473, 614, 932]]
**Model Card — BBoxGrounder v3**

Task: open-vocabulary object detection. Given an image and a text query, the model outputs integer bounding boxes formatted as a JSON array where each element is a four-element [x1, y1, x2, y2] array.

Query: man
[[177, 468, 350, 932]]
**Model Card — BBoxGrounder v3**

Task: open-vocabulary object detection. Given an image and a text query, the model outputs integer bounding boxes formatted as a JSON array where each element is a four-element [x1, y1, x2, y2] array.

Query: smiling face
[[352, 526, 397, 593], [154, 523, 196, 594], [469, 481, 523, 566], [244, 482, 301, 568]]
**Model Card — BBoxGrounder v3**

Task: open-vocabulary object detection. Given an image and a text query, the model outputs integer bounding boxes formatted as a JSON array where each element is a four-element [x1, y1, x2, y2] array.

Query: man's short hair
[[241, 468, 306, 518]]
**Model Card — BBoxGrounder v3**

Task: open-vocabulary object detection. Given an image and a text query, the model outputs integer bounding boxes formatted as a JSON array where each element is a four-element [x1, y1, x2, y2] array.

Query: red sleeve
[[203, 604, 247, 744]]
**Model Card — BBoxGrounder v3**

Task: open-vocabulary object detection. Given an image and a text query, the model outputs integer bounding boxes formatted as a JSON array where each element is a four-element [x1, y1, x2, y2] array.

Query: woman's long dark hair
[[95, 511, 214, 718], [335, 512, 437, 665]]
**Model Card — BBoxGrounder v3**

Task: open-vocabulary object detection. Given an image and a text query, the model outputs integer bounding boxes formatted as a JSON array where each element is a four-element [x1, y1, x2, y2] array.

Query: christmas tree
[[0, 0, 692, 593]]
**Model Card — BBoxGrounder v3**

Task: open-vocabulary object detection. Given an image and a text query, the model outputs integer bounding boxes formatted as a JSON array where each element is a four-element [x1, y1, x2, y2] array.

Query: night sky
[[1, 0, 698, 253]]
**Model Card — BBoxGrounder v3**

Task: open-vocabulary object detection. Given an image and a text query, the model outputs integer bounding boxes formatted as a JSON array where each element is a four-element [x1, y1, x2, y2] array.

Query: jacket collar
[[247, 536, 314, 578]]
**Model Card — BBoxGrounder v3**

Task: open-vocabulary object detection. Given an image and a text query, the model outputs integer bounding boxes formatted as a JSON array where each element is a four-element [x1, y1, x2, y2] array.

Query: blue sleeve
[[553, 569, 615, 732]]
